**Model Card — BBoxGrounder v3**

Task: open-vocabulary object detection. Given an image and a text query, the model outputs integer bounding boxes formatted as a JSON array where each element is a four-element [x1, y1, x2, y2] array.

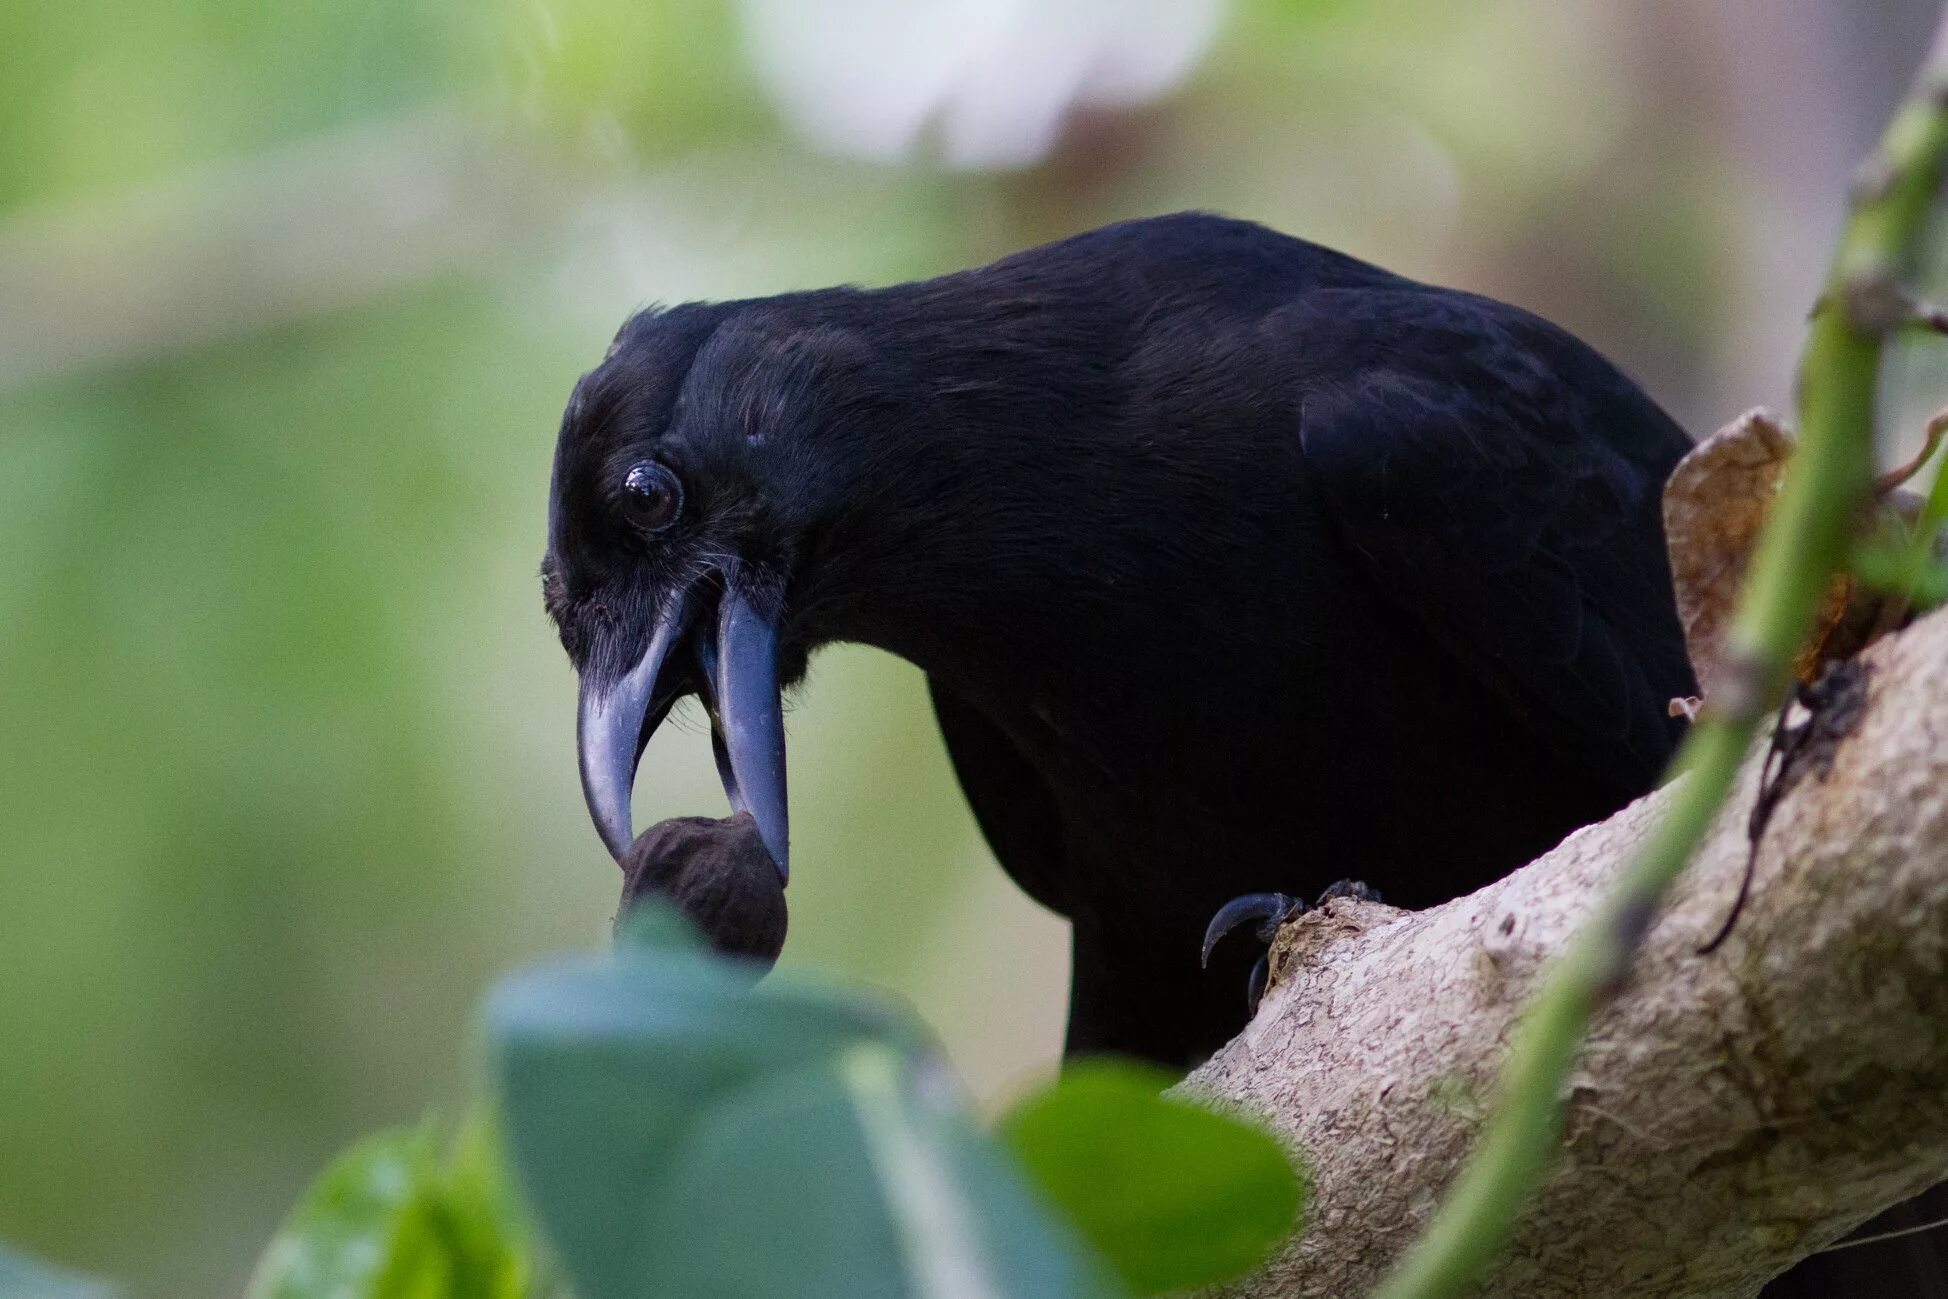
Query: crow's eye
[[621, 460, 683, 533]]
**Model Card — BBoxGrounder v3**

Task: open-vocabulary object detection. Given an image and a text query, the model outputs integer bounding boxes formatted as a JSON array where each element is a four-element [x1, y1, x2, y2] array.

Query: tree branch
[[1346, 9, 1948, 1295], [1186, 605, 1948, 1298]]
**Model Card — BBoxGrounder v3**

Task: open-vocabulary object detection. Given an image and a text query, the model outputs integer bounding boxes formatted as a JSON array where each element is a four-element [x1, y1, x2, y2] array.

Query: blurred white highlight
[[734, 0, 1229, 169]]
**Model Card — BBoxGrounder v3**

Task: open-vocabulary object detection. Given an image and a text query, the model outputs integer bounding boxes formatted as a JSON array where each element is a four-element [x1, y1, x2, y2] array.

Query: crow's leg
[[1065, 919, 1245, 1069]]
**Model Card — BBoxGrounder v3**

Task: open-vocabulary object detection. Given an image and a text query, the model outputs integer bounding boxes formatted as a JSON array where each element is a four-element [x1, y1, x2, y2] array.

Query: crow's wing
[[1292, 292, 1695, 800]]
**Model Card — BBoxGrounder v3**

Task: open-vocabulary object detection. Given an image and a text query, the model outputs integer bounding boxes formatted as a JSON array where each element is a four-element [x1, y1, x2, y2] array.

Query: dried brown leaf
[[1661, 408, 1909, 697]]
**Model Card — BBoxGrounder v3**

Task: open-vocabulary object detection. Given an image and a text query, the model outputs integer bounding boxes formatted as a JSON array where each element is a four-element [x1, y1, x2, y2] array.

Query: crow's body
[[544, 214, 1929, 1293], [891, 225, 1695, 1062], [551, 213, 1693, 1053]]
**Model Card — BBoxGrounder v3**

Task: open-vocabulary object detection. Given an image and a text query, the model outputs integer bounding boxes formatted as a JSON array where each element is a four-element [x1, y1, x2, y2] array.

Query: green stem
[[1373, 17, 1948, 1299]]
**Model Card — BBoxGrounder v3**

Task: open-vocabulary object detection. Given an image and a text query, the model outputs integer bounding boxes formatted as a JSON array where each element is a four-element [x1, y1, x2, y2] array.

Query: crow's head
[[542, 298, 930, 878], [545, 257, 1215, 883]]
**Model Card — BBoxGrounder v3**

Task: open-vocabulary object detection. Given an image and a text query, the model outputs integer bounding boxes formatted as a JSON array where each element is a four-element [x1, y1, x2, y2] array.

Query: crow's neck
[[795, 290, 1263, 713]]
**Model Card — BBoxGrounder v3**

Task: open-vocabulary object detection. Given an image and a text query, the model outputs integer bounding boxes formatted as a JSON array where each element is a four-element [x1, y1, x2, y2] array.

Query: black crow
[[543, 212, 1948, 1296], [544, 212, 1693, 1065]]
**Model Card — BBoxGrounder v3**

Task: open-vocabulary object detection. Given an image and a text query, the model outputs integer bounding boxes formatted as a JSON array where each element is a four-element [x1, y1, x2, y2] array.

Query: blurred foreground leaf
[[488, 902, 1120, 1297], [246, 1117, 544, 1299], [1855, 430, 1948, 615], [0, 1246, 116, 1299], [1855, 527, 1948, 611], [998, 1060, 1305, 1294]]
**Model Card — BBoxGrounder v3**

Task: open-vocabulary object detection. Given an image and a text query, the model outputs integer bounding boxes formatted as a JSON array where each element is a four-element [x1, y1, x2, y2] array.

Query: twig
[[1876, 405, 1948, 493], [1695, 690, 1796, 956], [1697, 659, 1871, 955], [1903, 298, 1948, 333], [1372, 10, 1948, 1298], [1819, 1214, 1948, 1254], [1881, 406, 1948, 615]]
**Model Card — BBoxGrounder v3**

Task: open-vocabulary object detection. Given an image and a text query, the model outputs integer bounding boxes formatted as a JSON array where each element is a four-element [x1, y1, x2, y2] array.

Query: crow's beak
[[576, 580, 789, 880]]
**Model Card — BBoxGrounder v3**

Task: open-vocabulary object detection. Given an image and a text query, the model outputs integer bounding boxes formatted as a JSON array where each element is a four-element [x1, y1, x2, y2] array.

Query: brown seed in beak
[[616, 812, 788, 968]]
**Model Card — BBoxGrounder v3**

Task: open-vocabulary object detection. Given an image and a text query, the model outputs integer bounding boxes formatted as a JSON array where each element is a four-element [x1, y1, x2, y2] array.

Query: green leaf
[[488, 938, 1123, 1298], [998, 1060, 1306, 1295], [613, 896, 708, 956], [246, 1118, 546, 1299], [1855, 432, 1948, 613], [1855, 525, 1948, 611], [434, 1114, 547, 1299], [487, 947, 903, 1282], [0, 1245, 117, 1299], [246, 1126, 451, 1299]]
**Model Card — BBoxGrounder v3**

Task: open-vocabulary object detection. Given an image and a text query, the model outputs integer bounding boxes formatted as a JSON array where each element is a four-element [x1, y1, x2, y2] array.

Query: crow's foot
[[1201, 881, 1384, 1014]]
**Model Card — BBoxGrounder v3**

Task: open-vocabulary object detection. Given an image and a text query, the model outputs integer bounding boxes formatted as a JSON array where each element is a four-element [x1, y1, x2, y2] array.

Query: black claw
[[1201, 892, 1304, 969], [1245, 956, 1270, 1015], [1207, 883, 1377, 1017], [1316, 878, 1383, 906]]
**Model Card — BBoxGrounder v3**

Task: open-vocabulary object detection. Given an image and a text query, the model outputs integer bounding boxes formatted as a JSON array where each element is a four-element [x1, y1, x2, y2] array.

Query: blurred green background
[[3, 0, 1944, 1293]]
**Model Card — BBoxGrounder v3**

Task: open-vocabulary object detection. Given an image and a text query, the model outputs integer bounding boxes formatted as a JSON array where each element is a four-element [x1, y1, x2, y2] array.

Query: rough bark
[[1185, 604, 1948, 1298]]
